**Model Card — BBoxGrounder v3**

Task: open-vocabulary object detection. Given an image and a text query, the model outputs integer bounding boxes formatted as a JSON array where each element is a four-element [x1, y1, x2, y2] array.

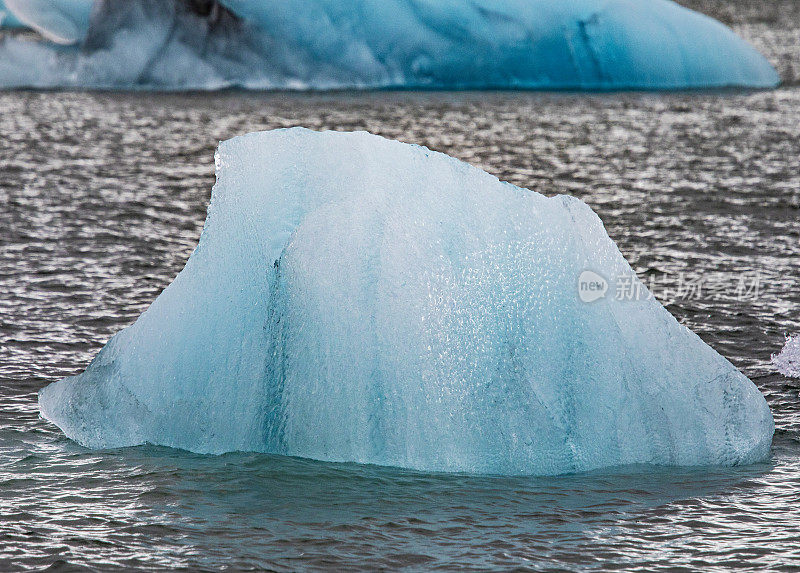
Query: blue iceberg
[[39, 129, 774, 475], [0, 0, 779, 90]]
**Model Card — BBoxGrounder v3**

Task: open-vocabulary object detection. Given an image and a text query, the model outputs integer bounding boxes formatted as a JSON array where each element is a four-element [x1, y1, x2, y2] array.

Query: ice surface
[[0, 1, 23, 28], [773, 335, 800, 378], [2, 0, 92, 44], [0, 0, 779, 90], [39, 129, 774, 475]]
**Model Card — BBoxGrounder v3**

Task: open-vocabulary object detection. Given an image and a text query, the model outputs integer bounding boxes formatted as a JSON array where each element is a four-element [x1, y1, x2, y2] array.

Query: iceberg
[[773, 335, 800, 379], [0, 0, 780, 90], [39, 129, 774, 475]]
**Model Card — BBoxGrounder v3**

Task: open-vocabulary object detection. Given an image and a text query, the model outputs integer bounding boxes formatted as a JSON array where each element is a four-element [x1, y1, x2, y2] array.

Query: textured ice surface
[[39, 129, 774, 475], [0, 0, 779, 89], [2, 0, 92, 43], [773, 335, 800, 379], [0, 2, 22, 28]]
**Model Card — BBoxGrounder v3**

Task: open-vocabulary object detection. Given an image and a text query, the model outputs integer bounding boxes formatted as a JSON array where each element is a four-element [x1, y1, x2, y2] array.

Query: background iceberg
[[39, 129, 774, 475], [0, 0, 779, 90]]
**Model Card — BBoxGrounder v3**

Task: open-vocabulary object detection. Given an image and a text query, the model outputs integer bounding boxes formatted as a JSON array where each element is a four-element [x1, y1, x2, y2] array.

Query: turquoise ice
[[0, 0, 779, 89], [39, 129, 774, 475], [0, 1, 23, 28]]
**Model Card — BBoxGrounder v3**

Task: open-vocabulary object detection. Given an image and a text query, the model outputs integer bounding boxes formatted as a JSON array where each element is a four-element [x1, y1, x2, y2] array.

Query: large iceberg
[[0, 0, 779, 90], [39, 129, 774, 475]]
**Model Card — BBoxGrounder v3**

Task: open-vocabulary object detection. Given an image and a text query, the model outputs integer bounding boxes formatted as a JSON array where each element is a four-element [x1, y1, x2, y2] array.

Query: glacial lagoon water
[[1, 2, 800, 570]]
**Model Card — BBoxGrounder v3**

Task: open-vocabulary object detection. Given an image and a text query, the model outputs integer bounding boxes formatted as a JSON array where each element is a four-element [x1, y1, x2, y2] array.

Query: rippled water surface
[[2, 4, 800, 571]]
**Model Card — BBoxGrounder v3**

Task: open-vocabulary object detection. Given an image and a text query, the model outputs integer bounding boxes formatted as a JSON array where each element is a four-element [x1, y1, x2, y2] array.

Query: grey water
[[1, 2, 800, 571]]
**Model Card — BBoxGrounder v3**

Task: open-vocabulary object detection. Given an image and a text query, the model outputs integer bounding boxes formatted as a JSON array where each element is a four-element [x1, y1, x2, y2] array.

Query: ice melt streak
[[38, 129, 773, 475]]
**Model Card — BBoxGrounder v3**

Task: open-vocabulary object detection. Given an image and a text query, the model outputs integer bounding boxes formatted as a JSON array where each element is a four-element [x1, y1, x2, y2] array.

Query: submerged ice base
[[0, 0, 780, 90], [39, 129, 773, 475]]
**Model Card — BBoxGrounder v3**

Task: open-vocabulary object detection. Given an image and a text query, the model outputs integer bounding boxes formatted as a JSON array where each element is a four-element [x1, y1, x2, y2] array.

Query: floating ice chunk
[[773, 335, 800, 379], [0, 0, 780, 90], [2, 0, 93, 44], [39, 129, 774, 475]]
